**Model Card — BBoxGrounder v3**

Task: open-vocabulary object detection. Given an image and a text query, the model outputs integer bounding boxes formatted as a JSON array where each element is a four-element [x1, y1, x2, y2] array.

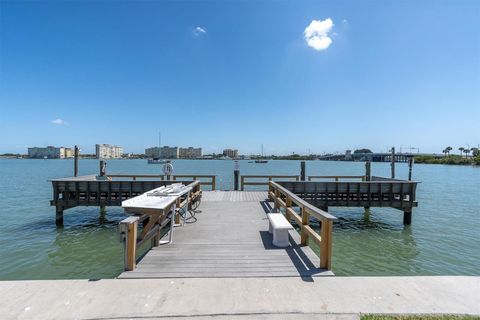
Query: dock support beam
[[56, 207, 64, 227], [403, 208, 412, 225]]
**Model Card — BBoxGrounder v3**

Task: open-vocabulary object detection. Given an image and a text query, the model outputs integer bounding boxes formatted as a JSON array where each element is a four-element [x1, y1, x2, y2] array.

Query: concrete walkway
[[1, 276, 478, 319]]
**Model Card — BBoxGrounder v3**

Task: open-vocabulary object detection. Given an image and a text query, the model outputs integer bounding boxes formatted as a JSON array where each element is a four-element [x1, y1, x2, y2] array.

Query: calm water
[[0, 159, 479, 279]]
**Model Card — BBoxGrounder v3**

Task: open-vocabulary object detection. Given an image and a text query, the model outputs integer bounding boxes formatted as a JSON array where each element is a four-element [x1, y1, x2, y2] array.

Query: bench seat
[[267, 213, 294, 247]]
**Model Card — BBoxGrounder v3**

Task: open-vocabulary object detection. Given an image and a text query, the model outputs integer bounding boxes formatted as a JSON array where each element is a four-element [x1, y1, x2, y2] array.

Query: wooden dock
[[119, 191, 334, 279]]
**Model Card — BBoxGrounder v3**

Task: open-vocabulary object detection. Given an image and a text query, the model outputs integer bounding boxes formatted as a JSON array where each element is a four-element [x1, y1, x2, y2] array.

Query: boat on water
[[148, 158, 167, 164], [147, 131, 168, 164], [254, 144, 269, 163]]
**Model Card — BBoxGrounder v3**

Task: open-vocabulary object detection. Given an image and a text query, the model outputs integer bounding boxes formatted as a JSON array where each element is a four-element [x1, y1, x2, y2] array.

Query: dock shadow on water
[[318, 207, 421, 276]]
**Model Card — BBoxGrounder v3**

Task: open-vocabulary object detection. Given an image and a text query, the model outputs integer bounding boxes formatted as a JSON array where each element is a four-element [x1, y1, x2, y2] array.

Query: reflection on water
[[295, 207, 420, 276], [0, 159, 479, 279], [329, 208, 420, 276], [49, 220, 124, 280]]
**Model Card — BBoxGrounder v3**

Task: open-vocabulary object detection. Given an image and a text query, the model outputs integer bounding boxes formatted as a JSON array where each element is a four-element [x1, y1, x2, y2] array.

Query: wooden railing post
[[175, 198, 181, 224], [212, 176, 216, 190], [285, 196, 292, 220], [119, 216, 139, 271], [274, 189, 280, 212], [319, 219, 333, 269], [300, 206, 309, 245], [240, 176, 245, 191]]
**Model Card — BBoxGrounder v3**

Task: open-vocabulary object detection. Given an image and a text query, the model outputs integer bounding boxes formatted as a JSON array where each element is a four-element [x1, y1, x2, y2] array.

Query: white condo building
[[95, 144, 123, 159]]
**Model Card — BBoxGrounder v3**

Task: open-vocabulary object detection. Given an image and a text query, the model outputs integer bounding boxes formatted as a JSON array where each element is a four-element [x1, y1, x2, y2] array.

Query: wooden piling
[[234, 170, 240, 191], [55, 206, 64, 227], [99, 160, 106, 177], [74, 146, 79, 177], [300, 161, 306, 181], [403, 208, 412, 225], [408, 157, 414, 181], [391, 147, 395, 179], [365, 161, 371, 181]]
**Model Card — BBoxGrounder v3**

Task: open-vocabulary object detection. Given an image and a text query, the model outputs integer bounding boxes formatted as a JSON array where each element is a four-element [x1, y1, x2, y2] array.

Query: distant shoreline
[[414, 155, 480, 166], [1, 156, 480, 166]]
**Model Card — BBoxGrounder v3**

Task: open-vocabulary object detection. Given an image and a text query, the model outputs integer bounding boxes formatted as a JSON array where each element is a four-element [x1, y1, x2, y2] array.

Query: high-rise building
[[28, 146, 73, 159], [145, 146, 179, 159], [223, 149, 239, 159], [179, 147, 202, 159], [95, 144, 123, 159]]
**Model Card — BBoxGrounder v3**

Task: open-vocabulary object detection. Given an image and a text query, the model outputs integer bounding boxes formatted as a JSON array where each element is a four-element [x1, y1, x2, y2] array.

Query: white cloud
[[51, 118, 69, 126], [304, 18, 334, 51], [194, 26, 206, 36]]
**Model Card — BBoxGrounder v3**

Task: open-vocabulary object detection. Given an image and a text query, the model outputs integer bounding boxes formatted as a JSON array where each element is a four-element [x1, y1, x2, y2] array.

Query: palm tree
[[446, 146, 452, 156], [459, 147, 464, 157], [464, 148, 471, 158], [471, 147, 479, 157]]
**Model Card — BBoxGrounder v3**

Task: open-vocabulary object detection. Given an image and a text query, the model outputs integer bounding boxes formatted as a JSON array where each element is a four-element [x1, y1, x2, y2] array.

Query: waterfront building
[[64, 148, 74, 158], [95, 144, 123, 159], [345, 150, 352, 161], [179, 147, 202, 159], [27, 146, 73, 159], [223, 149, 239, 159], [145, 146, 179, 159], [145, 147, 161, 158]]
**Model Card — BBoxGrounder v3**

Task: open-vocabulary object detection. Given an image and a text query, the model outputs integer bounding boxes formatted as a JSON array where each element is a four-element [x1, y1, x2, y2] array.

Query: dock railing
[[308, 175, 365, 181], [119, 180, 202, 271], [241, 175, 299, 191], [107, 174, 216, 190], [268, 181, 337, 270], [172, 175, 216, 190], [107, 174, 165, 180]]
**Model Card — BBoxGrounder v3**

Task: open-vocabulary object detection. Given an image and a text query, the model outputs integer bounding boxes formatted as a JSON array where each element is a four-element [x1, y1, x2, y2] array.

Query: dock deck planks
[[118, 191, 333, 279]]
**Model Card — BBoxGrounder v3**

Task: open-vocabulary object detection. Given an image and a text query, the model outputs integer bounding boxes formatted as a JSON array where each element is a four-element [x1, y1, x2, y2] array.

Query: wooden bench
[[267, 213, 294, 247]]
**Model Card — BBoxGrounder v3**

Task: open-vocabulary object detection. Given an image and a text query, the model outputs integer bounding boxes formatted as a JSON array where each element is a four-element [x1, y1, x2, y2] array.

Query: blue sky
[[1, 0, 479, 155]]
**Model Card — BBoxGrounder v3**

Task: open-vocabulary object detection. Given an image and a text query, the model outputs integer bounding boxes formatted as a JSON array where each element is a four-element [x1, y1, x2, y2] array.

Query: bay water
[[0, 159, 478, 279]]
